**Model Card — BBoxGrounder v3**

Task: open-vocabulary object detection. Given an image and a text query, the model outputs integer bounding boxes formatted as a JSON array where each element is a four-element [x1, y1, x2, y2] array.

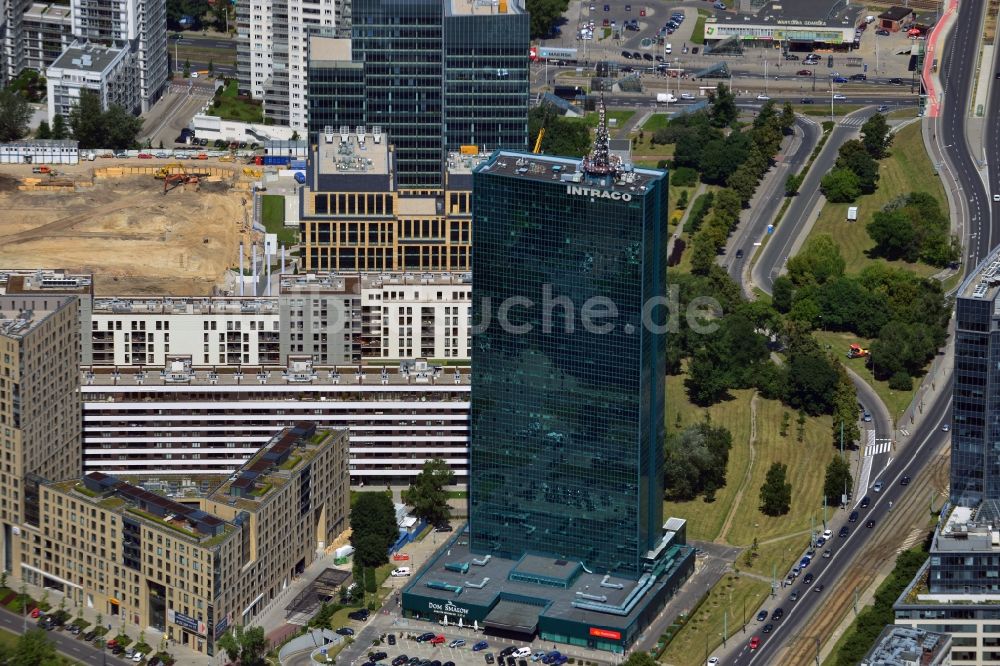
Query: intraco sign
[[566, 185, 633, 202], [589, 627, 622, 640]]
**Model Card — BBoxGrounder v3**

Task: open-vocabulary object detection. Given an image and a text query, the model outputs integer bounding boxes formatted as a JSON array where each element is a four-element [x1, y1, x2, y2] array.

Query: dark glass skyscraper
[[468, 116, 668, 578], [307, 0, 529, 189], [951, 253, 1000, 506]]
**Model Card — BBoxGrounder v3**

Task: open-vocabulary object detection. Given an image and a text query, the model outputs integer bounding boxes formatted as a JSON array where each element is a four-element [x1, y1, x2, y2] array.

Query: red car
[[30, 608, 42, 618], [430, 635, 446, 645], [797, 69, 812, 76], [137, 153, 153, 159], [749, 636, 761, 650]]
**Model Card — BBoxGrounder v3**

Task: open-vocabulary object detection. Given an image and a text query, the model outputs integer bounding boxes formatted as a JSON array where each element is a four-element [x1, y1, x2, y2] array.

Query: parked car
[[500, 648, 518, 658], [797, 69, 813, 76], [823, 549, 832, 558], [418, 633, 438, 643], [803, 573, 814, 585], [349, 609, 371, 621], [784, 53, 799, 60], [889, 77, 903, 84], [531, 653, 546, 662], [860, 496, 870, 508], [449, 640, 466, 649], [839, 526, 850, 537], [756, 609, 768, 622], [473, 642, 489, 652], [876, 28, 890, 36], [369, 652, 388, 662], [849, 510, 859, 522], [388, 635, 397, 646], [485, 655, 495, 664], [850, 73, 867, 81], [789, 591, 799, 602], [831, 76, 848, 83], [762, 623, 774, 633], [771, 608, 784, 621]]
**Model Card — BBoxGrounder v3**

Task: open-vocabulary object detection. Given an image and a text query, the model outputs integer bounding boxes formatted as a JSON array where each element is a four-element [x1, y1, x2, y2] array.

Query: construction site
[[0, 160, 264, 295]]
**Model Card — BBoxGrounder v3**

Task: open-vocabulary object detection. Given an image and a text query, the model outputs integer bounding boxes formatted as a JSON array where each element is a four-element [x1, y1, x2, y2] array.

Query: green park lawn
[[808, 122, 944, 279], [208, 80, 263, 124]]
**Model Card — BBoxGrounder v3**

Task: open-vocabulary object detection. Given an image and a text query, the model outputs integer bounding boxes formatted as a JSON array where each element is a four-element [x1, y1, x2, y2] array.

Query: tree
[[779, 102, 796, 135], [183, 59, 191, 77], [760, 462, 792, 516], [836, 140, 879, 193], [787, 234, 845, 286], [772, 276, 794, 313], [820, 168, 860, 203], [708, 83, 738, 128], [785, 350, 839, 415], [528, 104, 592, 158], [664, 423, 733, 501], [867, 209, 917, 261], [349, 491, 398, 568], [10, 629, 56, 666], [0, 89, 32, 142], [101, 105, 144, 150], [35, 121, 51, 139], [685, 347, 730, 406], [51, 114, 68, 140], [823, 456, 853, 507], [526, 0, 570, 39], [860, 112, 892, 159], [622, 652, 658, 666], [216, 625, 268, 666], [402, 458, 455, 527], [785, 173, 803, 196], [290, 130, 300, 142]]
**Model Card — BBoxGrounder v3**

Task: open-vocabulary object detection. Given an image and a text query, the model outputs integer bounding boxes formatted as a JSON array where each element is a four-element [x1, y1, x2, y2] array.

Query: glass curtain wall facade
[[952, 296, 992, 506], [443, 14, 529, 155], [307, 0, 528, 189], [468, 153, 668, 579]]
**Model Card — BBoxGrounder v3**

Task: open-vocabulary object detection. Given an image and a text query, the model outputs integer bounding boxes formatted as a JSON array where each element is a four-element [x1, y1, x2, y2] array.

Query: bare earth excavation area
[[0, 171, 247, 295]]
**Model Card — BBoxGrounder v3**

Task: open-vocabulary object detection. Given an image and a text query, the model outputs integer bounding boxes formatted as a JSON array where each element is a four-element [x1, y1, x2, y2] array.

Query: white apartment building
[[1, 270, 472, 485], [46, 40, 140, 120], [235, 0, 345, 129], [69, 0, 167, 112], [21, 2, 72, 72]]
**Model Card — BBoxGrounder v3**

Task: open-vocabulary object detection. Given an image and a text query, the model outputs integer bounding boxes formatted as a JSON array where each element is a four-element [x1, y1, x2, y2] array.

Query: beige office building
[[28, 425, 349, 656], [0, 292, 80, 575]]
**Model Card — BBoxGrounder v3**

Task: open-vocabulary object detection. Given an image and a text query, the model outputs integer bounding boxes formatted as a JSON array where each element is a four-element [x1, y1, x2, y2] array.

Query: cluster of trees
[[773, 235, 950, 387], [68, 91, 144, 150], [663, 422, 733, 502], [167, 0, 231, 32], [820, 113, 892, 202], [0, 90, 32, 142], [867, 192, 960, 267], [529, 104, 592, 158], [401, 459, 455, 527], [668, 264, 861, 448], [8, 70, 47, 103], [217, 625, 268, 666], [526, 0, 570, 39], [35, 115, 69, 141], [689, 189, 744, 274]]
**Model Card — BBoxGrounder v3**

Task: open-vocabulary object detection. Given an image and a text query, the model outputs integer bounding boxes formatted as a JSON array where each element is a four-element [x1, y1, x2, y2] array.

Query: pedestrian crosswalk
[[864, 440, 891, 456], [898, 429, 910, 437], [840, 115, 870, 128]]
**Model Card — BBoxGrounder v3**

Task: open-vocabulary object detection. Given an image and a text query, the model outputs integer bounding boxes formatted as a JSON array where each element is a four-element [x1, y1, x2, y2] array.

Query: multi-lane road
[[986, 10, 1000, 254], [938, 0, 991, 266]]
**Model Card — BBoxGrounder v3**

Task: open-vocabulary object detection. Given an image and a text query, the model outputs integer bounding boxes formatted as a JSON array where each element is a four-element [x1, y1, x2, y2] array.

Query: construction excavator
[[163, 170, 209, 194], [154, 163, 183, 179]]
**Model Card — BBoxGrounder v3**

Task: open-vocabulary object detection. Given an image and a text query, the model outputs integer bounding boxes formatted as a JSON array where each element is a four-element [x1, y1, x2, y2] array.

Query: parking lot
[[533, 0, 921, 89], [357, 635, 573, 666]]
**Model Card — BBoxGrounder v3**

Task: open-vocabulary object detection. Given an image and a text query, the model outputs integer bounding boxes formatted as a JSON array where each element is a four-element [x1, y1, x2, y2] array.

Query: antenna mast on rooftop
[[581, 96, 622, 180]]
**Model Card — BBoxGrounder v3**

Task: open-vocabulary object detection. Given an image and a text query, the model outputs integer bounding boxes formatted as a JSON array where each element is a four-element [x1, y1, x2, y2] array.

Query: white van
[[664, 43, 673, 54], [391, 567, 411, 577]]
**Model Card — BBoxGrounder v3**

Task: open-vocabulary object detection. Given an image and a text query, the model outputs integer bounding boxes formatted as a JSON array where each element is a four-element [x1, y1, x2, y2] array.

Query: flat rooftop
[[92, 296, 281, 315], [0, 295, 74, 338], [447, 0, 523, 17], [403, 532, 691, 631], [51, 40, 127, 73], [309, 35, 352, 62], [959, 246, 1000, 301], [708, 0, 861, 28], [476, 150, 663, 195], [446, 151, 491, 175], [24, 3, 72, 23], [0, 270, 92, 295], [316, 129, 389, 177], [80, 359, 471, 388], [862, 625, 949, 666]]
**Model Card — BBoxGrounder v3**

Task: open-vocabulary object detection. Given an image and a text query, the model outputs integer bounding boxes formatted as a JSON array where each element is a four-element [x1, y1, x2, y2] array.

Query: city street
[[0, 606, 131, 665]]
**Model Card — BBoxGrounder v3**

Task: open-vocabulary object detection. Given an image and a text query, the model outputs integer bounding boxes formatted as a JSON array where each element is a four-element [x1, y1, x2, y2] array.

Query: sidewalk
[[12, 577, 213, 666]]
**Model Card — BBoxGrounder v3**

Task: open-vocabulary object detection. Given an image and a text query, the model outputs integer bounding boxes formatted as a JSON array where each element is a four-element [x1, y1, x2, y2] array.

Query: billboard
[[589, 627, 622, 640], [538, 47, 578, 60]]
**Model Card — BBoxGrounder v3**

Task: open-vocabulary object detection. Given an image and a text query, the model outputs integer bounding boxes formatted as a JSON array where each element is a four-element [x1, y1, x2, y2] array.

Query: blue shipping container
[[289, 159, 307, 169], [262, 156, 291, 166]]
